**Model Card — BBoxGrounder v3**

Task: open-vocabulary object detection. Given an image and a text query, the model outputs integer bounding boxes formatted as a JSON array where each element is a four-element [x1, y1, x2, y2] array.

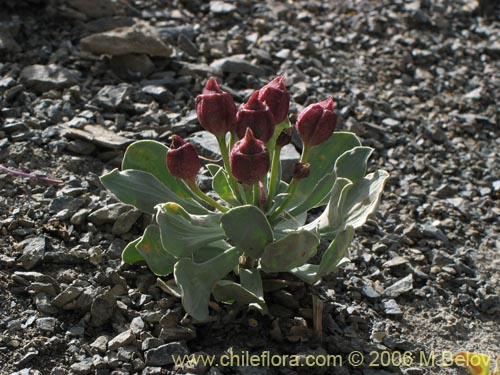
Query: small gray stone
[[36, 317, 57, 332], [70, 357, 93, 375], [110, 54, 155, 81], [49, 196, 84, 214], [382, 299, 402, 317], [20, 64, 78, 92], [88, 203, 130, 225], [362, 285, 380, 299], [159, 326, 196, 342], [112, 208, 142, 235], [70, 208, 92, 225], [382, 256, 409, 269], [142, 367, 162, 375], [141, 85, 171, 103], [145, 342, 189, 366], [108, 330, 136, 351], [384, 274, 413, 298], [80, 23, 172, 57], [141, 337, 164, 351], [210, 1, 237, 14], [90, 335, 109, 353], [130, 316, 145, 335], [91, 295, 115, 327], [187, 131, 221, 160], [34, 292, 59, 315], [94, 84, 133, 110], [210, 55, 265, 75], [51, 286, 83, 308], [18, 236, 46, 270]]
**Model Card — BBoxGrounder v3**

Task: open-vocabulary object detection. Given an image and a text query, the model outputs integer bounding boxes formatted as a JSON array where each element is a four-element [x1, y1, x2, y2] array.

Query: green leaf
[[174, 246, 241, 321], [192, 240, 231, 263], [122, 140, 190, 198], [302, 177, 351, 234], [317, 226, 354, 279], [240, 268, 264, 300], [290, 132, 361, 208], [289, 227, 353, 285], [334, 146, 373, 183], [206, 164, 222, 176], [275, 211, 307, 231], [289, 264, 320, 284], [220, 205, 273, 259], [122, 238, 143, 264], [340, 170, 389, 229], [157, 278, 181, 298], [213, 280, 265, 307], [288, 173, 335, 216], [136, 225, 176, 276], [292, 147, 372, 216], [156, 203, 226, 258], [100, 169, 208, 215], [261, 230, 320, 273], [213, 168, 239, 206]]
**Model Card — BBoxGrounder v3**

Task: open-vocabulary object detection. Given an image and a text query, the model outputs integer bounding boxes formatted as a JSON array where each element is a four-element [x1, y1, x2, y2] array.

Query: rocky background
[[0, 0, 499, 374]]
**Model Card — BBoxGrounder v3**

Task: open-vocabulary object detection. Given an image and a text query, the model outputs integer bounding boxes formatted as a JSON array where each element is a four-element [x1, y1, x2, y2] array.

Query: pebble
[[94, 84, 133, 110], [90, 336, 109, 353], [52, 286, 83, 308], [187, 131, 222, 160], [20, 64, 78, 92], [108, 330, 136, 351], [109, 54, 155, 81], [80, 23, 173, 57], [36, 317, 57, 332], [70, 358, 93, 375], [91, 294, 115, 327], [145, 342, 189, 366], [210, 55, 265, 75], [18, 236, 46, 270], [382, 299, 402, 317], [384, 274, 413, 298]]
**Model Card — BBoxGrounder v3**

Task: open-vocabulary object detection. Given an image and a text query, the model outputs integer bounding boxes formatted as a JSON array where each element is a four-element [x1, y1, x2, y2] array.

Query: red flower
[[195, 77, 237, 136], [166, 135, 200, 183], [258, 75, 290, 125], [236, 91, 275, 143], [295, 97, 337, 146], [230, 128, 270, 185]]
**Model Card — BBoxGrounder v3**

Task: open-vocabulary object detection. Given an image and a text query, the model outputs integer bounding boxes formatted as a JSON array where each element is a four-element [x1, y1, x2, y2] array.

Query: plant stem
[[252, 182, 260, 207], [0, 165, 63, 184], [187, 181, 228, 213], [216, 134, 244, 204], [269, 145, 310, 222], [266, 145, 282, 210], [243, 184, 253, 205]]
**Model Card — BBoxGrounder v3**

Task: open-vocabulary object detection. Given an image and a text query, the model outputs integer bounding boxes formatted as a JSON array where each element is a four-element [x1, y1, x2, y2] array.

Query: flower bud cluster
[[167, 76, 338, 186]]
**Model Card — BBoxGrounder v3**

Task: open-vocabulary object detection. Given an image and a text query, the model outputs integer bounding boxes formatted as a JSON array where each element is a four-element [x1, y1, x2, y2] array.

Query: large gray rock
[[20, 64, 79, 92], [80, 23, 172, 57]]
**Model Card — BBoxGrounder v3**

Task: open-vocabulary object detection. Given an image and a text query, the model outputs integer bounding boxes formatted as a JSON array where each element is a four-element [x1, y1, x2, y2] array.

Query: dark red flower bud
[[258, 75, 290, 125], [195, 77, 237, 136], [293, 162, 310, 180], [166, 135, 201, 183], [295, 97, 337, 146], [230, 128, 270, 185], [276, 127, 293, 148], [235, 91, 275, 143]]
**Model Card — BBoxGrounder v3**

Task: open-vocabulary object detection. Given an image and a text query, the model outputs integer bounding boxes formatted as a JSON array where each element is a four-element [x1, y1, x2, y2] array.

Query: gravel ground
[[0, 1, 499, 375]]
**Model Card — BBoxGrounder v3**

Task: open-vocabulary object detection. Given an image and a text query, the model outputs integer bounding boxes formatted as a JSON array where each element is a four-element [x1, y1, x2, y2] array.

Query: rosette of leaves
[[100, 77, 389, 321]]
